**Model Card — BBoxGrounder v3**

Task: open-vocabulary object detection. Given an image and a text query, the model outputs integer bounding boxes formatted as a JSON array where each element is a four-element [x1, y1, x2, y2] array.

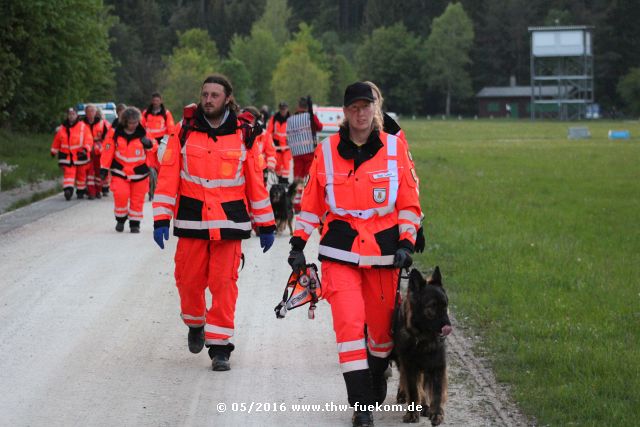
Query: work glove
[[99, 168, 108, 180], [153, 226, 170, 249], [259, 232, 275, 253], [393, 247, 413, 268], [414, 226, 426, 253], [140, 136, 153, 149], [288, 249, 306, 272]]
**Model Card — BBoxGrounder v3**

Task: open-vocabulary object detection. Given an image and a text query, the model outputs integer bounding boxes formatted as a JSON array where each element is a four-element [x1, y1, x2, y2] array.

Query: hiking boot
[[95, 192, 102, 199], [187, 326, 205, 354], [208, 344, 234, 371], [352, 410, 374, 427], [76, 189, 85, 199], [115, 221, 125, 232], [88, 194, 95, 200], [63, 188, 73, 201], [129, 220, 140, 233], [102, 188, 109, 196]]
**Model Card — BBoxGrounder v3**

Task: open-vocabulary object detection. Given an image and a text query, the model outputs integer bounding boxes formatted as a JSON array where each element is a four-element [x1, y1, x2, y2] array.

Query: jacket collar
[[273, 111, 290, 124], [146, 104, 166, 116], [337, 127, 383, 161], [191, 105, 238, 141], [115, 123, 146, 141]]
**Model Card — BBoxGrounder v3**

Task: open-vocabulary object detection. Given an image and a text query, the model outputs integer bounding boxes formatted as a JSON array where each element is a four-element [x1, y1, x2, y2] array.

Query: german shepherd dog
[[269, 182, 296, 235], [393, 267, 452, 425]]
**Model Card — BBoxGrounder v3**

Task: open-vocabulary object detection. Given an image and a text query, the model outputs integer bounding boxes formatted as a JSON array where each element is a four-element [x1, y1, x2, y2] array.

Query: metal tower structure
[[529, 26, 594, 120]]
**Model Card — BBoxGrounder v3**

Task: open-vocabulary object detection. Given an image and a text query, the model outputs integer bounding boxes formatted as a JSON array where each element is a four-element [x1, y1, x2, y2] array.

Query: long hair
[[120, 106, 142, 128], [202, 74, 239, 113], [340, 103, 384, 132]]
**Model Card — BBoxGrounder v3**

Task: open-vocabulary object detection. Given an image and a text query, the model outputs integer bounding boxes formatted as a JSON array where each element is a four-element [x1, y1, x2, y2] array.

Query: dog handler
[[288, 82, 422, 426], [152, 75, 276, 371]]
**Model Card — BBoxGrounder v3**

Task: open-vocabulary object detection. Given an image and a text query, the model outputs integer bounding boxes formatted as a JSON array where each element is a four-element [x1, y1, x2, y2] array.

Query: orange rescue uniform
[[291, 128, 422, 405], [153, 107, 275, 347], [101, 125, 157, 223], [84, 117, 111, 198], [141, 105, 175, 170], [51, 120, 92, 193], [267, 112, 291, 179]]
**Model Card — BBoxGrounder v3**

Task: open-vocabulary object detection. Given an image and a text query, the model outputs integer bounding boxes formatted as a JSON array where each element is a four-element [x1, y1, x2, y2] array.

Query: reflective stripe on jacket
[[152, 110, 275, 240], [293, 131, 421, 267], [51, 120, 92, 166], [100, 125, 156, 182]]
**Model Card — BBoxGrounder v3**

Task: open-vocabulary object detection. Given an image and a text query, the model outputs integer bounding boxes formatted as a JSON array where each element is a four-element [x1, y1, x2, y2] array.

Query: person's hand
[[50, 152, 55, 158], [259, 232, 275, 253], [140, 137, 153, 149], [393, 247, 413, 268], [153, 226, 169, 249], [414, 226, 425, 253], [288, 249, 306, 271], [99, 168, 108, 180]]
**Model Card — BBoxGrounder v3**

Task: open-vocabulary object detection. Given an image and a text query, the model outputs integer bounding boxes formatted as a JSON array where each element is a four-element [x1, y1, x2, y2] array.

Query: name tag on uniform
[[372, 171, 395, 179]]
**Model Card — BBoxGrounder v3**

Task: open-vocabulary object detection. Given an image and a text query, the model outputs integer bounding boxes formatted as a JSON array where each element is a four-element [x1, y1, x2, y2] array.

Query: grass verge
[[406, 119, 640, 425], [0, 129, 59, 191], [6, 186, 62, 212]]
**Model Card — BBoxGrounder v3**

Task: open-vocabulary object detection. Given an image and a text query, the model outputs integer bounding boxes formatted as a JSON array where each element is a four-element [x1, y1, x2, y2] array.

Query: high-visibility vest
[[267, 115, 289, 150], [153, 114, 275, 241], [101, 126, 157, 182], [256, 131, 276, 170], [142, 106, 175, 140], [293, 131, 421, 267], [51, 120, 92, 166]]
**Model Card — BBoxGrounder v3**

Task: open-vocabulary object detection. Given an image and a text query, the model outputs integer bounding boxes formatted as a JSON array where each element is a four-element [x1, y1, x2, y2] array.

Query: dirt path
[[0, 196, 530, 426]]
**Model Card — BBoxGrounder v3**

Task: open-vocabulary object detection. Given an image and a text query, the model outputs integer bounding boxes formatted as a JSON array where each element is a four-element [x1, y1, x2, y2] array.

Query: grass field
[[405, 119, 640, 425], [0, 130, 60, 191]]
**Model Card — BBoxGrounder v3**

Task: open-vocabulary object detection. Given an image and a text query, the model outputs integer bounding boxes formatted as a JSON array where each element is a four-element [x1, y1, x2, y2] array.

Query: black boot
[[352, 409, 374, 427], [187, 326, 205, 354], [344, 368, 376, 407], [115, 219, 125, 232], [368, 354, 390, 405], [102, 187, 109, 196], [76, 189, 85, 199], [129, 220, 140, 233], [63, 187, 74, 201], [208, 343, 235, 371]]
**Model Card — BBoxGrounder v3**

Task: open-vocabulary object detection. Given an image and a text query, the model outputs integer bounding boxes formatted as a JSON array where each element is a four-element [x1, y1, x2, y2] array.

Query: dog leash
[[391, 268, 410, 335]]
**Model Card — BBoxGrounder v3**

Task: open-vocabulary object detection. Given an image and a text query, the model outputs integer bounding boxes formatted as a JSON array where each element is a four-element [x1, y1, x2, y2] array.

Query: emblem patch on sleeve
[[373, 188, 387, 203]]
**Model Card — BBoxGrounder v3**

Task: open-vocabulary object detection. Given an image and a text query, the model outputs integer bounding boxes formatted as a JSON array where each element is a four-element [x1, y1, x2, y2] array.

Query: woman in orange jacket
[[288, 82, 422, 427], [100, 107, 157, 233], [51, 107, 92, 200]]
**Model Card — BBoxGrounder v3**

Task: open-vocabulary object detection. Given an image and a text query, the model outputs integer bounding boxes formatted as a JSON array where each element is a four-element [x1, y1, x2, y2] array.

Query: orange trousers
[[61, 164, 88, 190], [86, 153, 103, 197], [275, 149, 292, 179], [321, 261, 399, 373], [174, 238, 242, 346], [110, 176, 148, 221]]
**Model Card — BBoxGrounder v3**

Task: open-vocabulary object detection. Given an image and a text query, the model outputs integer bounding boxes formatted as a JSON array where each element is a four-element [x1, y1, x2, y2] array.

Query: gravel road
[[0, 194, 530, 426]]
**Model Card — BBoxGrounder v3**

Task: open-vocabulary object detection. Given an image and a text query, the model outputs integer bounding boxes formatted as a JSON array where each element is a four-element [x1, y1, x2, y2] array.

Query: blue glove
[[259, 232, 275, 253], [154, 226, 169, 249]]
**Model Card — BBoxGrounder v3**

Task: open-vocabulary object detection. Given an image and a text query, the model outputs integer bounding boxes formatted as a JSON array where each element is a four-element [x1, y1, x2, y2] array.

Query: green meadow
[[0, 130, 60, 191], [406, 119, 640, 426]]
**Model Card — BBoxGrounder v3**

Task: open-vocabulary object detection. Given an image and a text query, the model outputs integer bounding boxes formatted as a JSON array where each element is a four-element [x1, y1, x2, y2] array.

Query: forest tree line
[[2, 0, 640, 131]]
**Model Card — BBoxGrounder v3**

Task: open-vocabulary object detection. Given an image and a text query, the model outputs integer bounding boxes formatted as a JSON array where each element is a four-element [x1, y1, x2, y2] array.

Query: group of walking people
[[51, 74, 423, 427]]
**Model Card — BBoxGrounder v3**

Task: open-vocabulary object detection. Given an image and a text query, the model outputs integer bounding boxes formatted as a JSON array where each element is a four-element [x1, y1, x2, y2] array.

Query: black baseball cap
[[343, 82, 375, 106]]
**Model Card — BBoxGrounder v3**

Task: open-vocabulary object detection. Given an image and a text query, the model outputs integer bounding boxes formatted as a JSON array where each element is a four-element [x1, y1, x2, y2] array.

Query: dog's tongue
[[441, 325, 453, 336]]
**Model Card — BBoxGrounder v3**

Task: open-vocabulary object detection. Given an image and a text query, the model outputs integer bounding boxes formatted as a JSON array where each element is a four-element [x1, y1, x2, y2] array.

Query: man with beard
[[152, 74, 276, 371]]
